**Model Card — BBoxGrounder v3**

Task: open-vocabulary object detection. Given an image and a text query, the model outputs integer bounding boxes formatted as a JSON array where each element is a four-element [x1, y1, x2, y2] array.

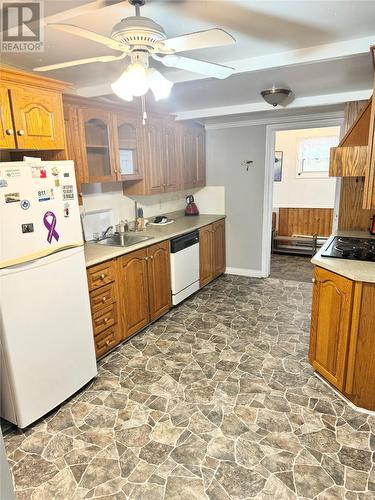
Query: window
[[297, 134, 339, 178]]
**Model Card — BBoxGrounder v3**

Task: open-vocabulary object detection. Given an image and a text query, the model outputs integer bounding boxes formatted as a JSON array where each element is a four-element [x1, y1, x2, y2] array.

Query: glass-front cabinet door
[[78, 108, 117, 183], [114, 113, 144, 181]]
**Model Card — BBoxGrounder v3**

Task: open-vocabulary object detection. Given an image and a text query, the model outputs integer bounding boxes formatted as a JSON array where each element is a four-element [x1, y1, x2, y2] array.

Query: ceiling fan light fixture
[[261, 88, 291, 107], [111, 61, 150, 101], [148, 68, 174, 101]]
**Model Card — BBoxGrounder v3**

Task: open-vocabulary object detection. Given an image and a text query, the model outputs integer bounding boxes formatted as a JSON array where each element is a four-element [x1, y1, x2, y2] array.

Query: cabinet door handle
[[5, 128, 14, 135], [17, 129, 25, 136], [105, 340, 110, 346], [100, 273, 106, 280], [145, 256, 148, 261], [102, 296, 107, 303], [103, 317, 109, 324], [312, 277, 316, 283], [114, 168, 118, 174], [150, 255, 154, 260]]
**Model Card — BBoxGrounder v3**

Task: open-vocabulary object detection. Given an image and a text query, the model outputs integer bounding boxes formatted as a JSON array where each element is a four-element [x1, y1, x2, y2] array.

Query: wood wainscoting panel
[[278, 208, 333, 237]]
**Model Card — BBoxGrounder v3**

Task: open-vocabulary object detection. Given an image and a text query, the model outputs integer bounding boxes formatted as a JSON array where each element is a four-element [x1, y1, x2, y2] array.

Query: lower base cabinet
[[309, 266, 375, 410], [87, 260, 121, 358], [118, 241, 172, 337], [87, 240, 172, 358], [199, 219, 226, 287]]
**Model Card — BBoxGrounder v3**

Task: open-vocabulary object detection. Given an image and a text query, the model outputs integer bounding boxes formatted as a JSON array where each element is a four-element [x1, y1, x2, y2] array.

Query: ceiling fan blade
[[161, 28, 235, 53], [34, 53, 127, 72], [48, 23, 129, 52], [154, 54, 234, 79]]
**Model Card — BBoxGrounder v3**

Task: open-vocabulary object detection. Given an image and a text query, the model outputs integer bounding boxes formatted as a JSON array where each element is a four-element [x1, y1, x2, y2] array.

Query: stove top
[[321, 236, 375, 262]]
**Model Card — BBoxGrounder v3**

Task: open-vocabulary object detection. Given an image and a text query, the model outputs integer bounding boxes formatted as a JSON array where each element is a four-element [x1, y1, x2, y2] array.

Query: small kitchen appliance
[[0, 161, 97, 428], [185, 195, 199, 216], [321, 236, 375, 261]]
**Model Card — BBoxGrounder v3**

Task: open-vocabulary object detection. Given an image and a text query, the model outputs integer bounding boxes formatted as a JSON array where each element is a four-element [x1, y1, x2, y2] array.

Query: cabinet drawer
[[90, 283, 115, 313], [92, 303, 117, 335], [87, 261, 115, 290], [94, 325, 120, 358]]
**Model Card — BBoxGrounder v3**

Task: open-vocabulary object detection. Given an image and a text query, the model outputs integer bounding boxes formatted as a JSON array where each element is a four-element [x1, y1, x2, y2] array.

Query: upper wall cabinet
[[113, 112, 144, 181], [123, 118, 182, 196], [62, 95, 206, 195], [0, 67, 69, 151], [180, 123, 206, 189], [78, 108, 118, 184]]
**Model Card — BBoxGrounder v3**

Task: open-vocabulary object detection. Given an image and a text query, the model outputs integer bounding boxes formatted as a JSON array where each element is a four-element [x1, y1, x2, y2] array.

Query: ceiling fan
[[34, 0, 236, 101]]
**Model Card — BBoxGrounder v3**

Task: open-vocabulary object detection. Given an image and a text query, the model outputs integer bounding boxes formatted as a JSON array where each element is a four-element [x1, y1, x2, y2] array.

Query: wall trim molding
[[204, 111, 345, 130], [225, 267, 265, 278], [261, 116, 344, 278]]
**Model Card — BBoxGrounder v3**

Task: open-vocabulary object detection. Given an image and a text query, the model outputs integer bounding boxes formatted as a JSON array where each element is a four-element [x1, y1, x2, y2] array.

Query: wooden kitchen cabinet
[[87, 260, 121, 358], [118, 248, 150, 338], [114, 112, 144, 181], [0, 87, 16, 148], [0, 67, 68, 151], [147, 241, 172, 321], [309, 266, 375, 411], [309, 266, 354, 391], [123, 118, 181, 195], [199, 219, 226, 287], [118, 242, 171, 337], [181, 123, 206, 189], [78, 107, 118, 184]]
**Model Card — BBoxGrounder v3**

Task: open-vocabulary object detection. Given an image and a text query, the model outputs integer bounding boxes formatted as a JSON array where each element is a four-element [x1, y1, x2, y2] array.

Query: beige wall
[[273, 127, 339, 209]]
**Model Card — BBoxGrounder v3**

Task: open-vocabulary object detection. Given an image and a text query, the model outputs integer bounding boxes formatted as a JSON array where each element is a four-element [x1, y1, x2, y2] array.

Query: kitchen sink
[[95, 233, 153, 247]]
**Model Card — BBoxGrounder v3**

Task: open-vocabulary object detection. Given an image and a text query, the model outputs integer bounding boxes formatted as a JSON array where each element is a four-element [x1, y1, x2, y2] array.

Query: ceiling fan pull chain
[[141, 95, 147, 125]]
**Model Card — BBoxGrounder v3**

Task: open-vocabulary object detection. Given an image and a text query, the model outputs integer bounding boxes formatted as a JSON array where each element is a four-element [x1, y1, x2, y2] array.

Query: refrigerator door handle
[[1, 244, 83, 271]]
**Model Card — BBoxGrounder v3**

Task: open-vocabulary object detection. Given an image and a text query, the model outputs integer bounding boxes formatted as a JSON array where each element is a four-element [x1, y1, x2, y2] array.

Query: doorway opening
[[262, 118, 343, 282]]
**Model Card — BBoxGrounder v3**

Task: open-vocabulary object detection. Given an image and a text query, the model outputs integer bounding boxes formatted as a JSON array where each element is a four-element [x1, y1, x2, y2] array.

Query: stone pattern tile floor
[[4, 275, 375, 499], [270, 254, 314, 283]]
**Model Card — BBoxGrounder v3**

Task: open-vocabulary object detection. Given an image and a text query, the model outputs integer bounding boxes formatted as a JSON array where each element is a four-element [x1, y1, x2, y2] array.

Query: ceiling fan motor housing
[[111, 16, 168, 52]]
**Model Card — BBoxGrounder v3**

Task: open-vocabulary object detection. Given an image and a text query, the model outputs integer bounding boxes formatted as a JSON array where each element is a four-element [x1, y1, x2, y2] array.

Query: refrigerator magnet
[[0, 179, 8, 188], [38, 189, 54, 202], [64, 202, 70, 218], [32, 166, 47, 179], [5, 168, 21, 178], [43, 211, 59, 243], [51, 167, 59, 176], [20, 199, 30, 210], [21, 223, 34, 233], [55, 179, 60, 188], [62, 185, 74, 201], [4, 192, 20, 203]]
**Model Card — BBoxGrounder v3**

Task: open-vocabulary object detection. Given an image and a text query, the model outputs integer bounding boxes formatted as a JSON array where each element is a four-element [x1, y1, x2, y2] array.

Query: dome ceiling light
[[261, 88, 292, 107]]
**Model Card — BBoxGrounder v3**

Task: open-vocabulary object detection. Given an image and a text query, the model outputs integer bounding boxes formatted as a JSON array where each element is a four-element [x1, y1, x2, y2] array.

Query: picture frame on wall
[[274, 151, 283, 182]]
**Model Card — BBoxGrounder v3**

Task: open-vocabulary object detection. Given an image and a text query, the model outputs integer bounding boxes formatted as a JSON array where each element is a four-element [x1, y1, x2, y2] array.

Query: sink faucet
[[100, 225, 113, 240]]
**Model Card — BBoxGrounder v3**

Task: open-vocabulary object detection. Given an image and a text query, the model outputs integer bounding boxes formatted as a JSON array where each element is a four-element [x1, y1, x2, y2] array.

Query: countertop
[[84, 213, 225, 268], [311, 230, 375, 283]]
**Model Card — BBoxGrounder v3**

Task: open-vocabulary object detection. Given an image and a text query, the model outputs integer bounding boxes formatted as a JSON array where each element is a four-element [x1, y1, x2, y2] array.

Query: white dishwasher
[[170, 230, 200, 305]]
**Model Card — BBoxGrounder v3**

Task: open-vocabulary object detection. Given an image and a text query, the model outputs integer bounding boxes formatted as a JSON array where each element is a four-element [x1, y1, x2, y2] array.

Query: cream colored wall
[[81, 183, 225, 223], [273, 127, 339, 209]]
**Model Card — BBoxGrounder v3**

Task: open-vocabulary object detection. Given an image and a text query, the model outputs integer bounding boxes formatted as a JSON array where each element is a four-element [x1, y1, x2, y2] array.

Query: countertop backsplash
[[80, 182, 225, 223]]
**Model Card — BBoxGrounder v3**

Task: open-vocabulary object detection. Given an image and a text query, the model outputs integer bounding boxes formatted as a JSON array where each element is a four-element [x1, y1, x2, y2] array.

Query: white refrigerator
[[0, 161, 97, 429]]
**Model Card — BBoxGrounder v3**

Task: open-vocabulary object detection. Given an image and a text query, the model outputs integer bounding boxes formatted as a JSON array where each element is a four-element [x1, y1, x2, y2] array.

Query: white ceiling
[[2, 0, 375, 120]]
